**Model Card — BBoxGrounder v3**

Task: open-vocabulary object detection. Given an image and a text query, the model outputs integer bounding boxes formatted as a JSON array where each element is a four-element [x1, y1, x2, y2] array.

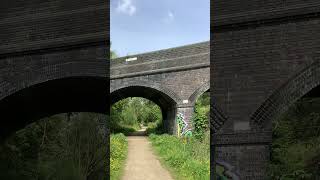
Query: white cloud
[[163, 11, 175, 24], [116, 0, 136, 16], [168, 12, 174, 20]]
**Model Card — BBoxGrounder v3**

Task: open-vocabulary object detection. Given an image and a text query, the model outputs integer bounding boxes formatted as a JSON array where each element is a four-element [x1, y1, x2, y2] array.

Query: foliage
[[269, 97, 320, 179], [111, 42, 118, 59], [110, 133, 128, 180], [146, 120, 164, 135], [149, 133, 210, 180], [215, 166, 229, 180], [111, 97, 162, 134], [111, 51, 117, 59], [0, 113, 107, 180], [192, 92, 210, 140], [110, 98, 139, 134]]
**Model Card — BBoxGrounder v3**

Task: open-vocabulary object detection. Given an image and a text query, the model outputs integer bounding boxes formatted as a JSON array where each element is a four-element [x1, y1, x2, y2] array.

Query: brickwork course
[[212, 1, 320, 179]]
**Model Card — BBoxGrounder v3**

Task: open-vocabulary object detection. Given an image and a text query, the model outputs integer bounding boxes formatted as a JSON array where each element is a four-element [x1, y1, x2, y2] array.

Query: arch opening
[[111, 86, 177, 134], [111, 97, 163, 135], [0, 112, 108, 179], [268, 84, 320, 179], [188, 81, 210, 106], [248, 62, 320, 179], [0, 76, 108, 140]]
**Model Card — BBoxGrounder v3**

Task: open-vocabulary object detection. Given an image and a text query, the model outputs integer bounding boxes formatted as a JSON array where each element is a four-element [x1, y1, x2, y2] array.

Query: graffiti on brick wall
[[216, 160, 240, 180], [176, 112, 192, 137]]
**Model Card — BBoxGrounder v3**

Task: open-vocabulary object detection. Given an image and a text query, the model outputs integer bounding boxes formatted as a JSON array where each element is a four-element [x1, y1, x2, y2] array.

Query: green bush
[[192, 105, 209, 140], [192, 92, 210, 140], [149, 133, 210, 180], [269, 98, 320, 179], [146, 120, 164, 135], [111, 97, 162, 134], [0, 113, 108, 180], [110, 133, 128, 180], [110, 122, 137, 135]]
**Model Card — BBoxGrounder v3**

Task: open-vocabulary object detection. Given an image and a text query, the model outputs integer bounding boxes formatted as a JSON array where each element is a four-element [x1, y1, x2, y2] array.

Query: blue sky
[[111, 0, 210, 57]]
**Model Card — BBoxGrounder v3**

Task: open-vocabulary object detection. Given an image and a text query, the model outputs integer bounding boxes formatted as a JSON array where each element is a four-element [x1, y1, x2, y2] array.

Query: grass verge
[[110, 133, 128, 180], [148, 133, 210, 180]]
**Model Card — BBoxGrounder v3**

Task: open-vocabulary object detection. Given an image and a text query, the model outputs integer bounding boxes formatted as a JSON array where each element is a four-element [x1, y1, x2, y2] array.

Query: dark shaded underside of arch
[[111, 86, 177, 134], [188, 81, 210, 105], [0, 77, 108, 141], [111, 86, 177, 110]]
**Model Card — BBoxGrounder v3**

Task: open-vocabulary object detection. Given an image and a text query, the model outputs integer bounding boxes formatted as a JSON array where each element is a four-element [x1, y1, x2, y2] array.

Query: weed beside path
[[110, 133, 128, 180], [149, 133, 210, 180]]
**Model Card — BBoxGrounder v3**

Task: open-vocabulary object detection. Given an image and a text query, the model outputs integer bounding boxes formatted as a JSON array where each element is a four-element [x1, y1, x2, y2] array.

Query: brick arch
[[110, 81, 182, 134], [0, 61, 107, 101], [177, 80, 229, 133], [186, 81, 228, 133], [251, 61, 320, 129], [110, 81, 182, 105], [188, 81, 210, 105], [0, 61, 108, 140], [210, 98, 229, 133]]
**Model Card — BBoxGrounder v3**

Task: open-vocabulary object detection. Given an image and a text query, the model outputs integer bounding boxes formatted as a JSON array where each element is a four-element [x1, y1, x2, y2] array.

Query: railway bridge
[[111, 41, 210, 135]]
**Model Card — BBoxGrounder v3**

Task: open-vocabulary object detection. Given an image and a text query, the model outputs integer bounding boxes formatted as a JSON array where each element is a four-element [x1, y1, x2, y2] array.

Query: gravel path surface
[[121, 136, 173, 180]]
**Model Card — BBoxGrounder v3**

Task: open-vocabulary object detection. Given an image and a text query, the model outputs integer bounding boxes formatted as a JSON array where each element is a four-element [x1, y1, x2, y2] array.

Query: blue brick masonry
[[212, 0, 320, 179]]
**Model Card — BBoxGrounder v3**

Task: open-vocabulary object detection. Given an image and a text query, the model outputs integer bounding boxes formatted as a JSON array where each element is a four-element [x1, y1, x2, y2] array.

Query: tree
[[110, 97, 162, 133], [0, 113, 108, 180], [270, 97, 320, 179], [110, 42, 118, 59]]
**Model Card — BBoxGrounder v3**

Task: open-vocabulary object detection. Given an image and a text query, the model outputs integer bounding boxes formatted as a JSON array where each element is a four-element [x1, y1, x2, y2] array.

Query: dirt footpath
[[121, 136, 173, 180]]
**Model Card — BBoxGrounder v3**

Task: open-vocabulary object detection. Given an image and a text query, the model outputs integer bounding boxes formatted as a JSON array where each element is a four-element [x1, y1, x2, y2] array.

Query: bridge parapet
[[111, 41, 209, 79], [213, 0, 320, 29], [0, 0, 107, 58]]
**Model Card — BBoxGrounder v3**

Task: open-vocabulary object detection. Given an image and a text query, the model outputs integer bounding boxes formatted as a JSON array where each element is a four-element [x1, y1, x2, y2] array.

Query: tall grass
[[149, 133, 210, 180], [111, 97, 162, 134], [110, 133, 128, 180], [146, 119, 163, 135], [110, 122, 138, 135]]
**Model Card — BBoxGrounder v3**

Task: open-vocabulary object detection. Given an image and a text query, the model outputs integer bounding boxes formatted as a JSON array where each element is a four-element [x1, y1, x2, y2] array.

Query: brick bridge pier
[[212, 0, 320, 179]]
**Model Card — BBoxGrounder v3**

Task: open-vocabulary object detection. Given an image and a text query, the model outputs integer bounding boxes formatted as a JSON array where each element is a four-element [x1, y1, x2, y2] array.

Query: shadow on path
[[126, 126, 147, 136]]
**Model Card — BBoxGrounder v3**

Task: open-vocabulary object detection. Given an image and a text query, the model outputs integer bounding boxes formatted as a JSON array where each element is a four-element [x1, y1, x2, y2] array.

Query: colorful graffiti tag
[[176, 112, 192, 137]]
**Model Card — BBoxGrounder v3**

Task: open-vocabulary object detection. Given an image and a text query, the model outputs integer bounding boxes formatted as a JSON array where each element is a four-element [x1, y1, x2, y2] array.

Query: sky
[[111, 0, 210, 57]]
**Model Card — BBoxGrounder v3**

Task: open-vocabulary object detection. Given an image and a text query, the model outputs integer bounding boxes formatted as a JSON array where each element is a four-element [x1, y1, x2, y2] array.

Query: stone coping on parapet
[[111, 52, 209, 70], [110, 61, 209, 80], [110, 41, 210, 66], [110, 41, 210, 79]]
